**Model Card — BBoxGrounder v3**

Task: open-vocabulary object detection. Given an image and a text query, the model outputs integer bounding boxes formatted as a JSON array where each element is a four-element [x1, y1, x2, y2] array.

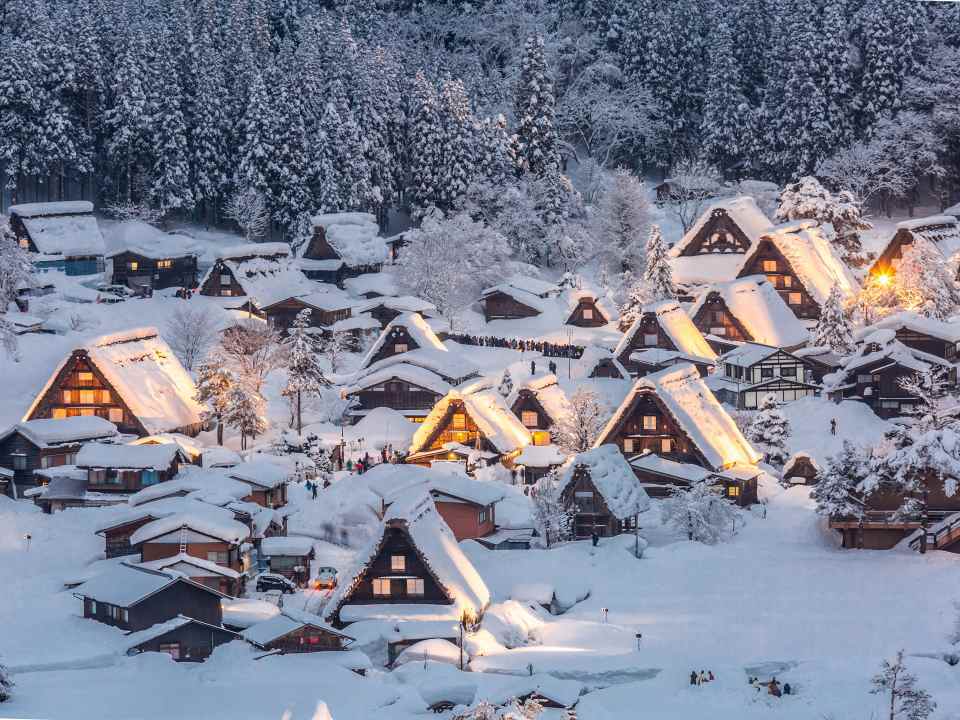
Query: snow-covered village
[[4, 1, 960, 719]]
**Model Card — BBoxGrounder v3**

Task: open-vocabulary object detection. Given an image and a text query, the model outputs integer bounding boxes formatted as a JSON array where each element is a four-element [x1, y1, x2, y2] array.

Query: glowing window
[[521, 411, 539, 428], [788, 292, 802, 305], [372, 578, 391, 596], [78, 371, 94, 384], [79, 390, 96, 404], [62, 390, 74, 404], [661, 438, 672, 453], [623, 438, 635, 453], [391, 555, 405, 572], [128, 261, 139, 272], [642, 415, 657, 431], [762, 260, 777, 272], [157, 259, 173, 269], [727, 485, 740, 498], [452, 413, 466, 430], [394, 343, 408, 353], [52, 408, 67, 419], [582, 308, 593, 320], [783, 276, 792, 287], [710, 326, 726, 336], [406, 578, 424, 596], [533, 430, 551, 446], [108, 408, 123, 423]]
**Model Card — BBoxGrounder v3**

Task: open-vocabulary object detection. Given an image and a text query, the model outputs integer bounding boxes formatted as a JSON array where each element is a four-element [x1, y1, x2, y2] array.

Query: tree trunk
[[217, 417, 224, 446], [296, 391, 302, 434]]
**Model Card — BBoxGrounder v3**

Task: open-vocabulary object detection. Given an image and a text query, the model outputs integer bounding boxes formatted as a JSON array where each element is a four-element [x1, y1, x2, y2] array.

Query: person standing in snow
[[690, 671, 697, 685], [312, 483, 318, 500], [591, 532, 599, 547], [708, 671, 715, 682], [830, 418, 837, 436], [699, 671, 707, 685]]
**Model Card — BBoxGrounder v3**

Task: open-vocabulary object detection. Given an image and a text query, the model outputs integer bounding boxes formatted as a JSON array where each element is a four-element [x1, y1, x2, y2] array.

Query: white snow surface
[[75, 442, 181, 470], [1, 416, 118, 447], [104, 221, 199, 260]]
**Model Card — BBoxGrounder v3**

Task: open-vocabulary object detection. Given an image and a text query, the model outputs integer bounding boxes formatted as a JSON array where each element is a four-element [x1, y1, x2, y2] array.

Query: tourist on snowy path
[[783, 683, 791, 695], [690, 671, 697, 685], [312, 483, 318, 500], [530, 361, 536, 375], [830, 418, 837, 436]]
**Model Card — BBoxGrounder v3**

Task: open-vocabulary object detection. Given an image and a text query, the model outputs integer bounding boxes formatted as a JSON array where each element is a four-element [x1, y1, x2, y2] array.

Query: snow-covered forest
[[0, 0, 956, 239]]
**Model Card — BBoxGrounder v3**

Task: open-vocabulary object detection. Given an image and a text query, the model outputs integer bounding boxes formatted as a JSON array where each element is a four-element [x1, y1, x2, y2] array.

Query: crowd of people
[[446, 333, 584, 359], [749, 676, 792, 697]]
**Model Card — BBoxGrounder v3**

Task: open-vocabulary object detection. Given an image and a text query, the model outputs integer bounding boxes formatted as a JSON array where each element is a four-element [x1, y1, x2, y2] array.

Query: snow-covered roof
[[127, 470, 250, 507], [138, 552, 242, 579], [688, 277, 809, 348], [559, 445, 650, 520], [831, 332, 954, 383], [782, 451, 821, 477], [104, 221, 199, 259], [353, 295, 437, 316], [360, 312, 448, 369], [311, 212, 388, 266], [202, 447, 243, 469], [365, 463, 507, 508], [718, 342, 781, 368], [76, 442, 182, 470], [359, 349, 478, 385], [563, 287, 618, 324], [670, 196, 772, 257], [74, 563, 226, 606], [262, 288, 355, 314], [12, 200, 105, 257], [35, 474, 88, 501], [740, 221, 860, 306], [616, 300, 717, 362], [260, 535, 315, 557], [854, 312, 960, 344], [123, 616, 237, 651], [326, 492, 490, 623], [218, 242, 290, 261], [0, 416, 117, 448], [225, 459, 289, 490], [25, 328, 204, 436], [578, 345, 630, 379], [670, 253, 745, 287], [343, 272, 399, 298], [629, 452, 713, 483], [513, 443, 567, 468], [892, 214, 960, 258], [129, 512, 250, 546], [596, 364, 761, 470], [480, 284, 549, 314], [242, 608, 352, 647], [215, 255, 316, 310], [409, 389, 531, 456], [485, 674, 584, 709], [346, 363, 453, 397]]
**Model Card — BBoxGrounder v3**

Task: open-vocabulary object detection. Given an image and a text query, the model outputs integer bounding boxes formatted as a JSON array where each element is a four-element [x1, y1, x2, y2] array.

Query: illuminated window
[[521, 411, 539, 428], [582, 308, 593, 320], [78, 371, 94, 384], [62, 390, 74, 404], [623, 438, 635, 453], [221, 289, 234, 296], [391, 555, 405, 572], [99, 390, 112, 404], [661, 438, 672, 453], [52, 408, 67, 419], [762, 260, 777, 272], [108, 408, 123, 423], [452, 431, 470, 443], [373, 578, 391, 596], [79, 390, 96, 404], [727, 485, 740, 498], [533, 430, 551, 446], [406, 578, 424, 596], [783, 276, 792, 287], [394, 343, 408, 353], [642, 415, 657, 431], [128, 261, 139, 271], [788, 292, 802, 305], [18, 238, 29, 249], [766, 275, 779, 286], [157, 259, 173, 269], [452, 413, 466, 430]]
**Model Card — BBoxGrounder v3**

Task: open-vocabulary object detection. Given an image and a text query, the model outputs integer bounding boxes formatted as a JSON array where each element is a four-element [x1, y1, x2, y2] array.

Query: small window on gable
[[157, 259, 173, 269], [710, 326, 726, 336], [391, 555, 405, 572], [373, 578, 391, 596], [661, 438, 672, 453], [643, 333, 659, 346], [623, 438, 635, 453], [762, 260, 777, 272], [782, 275, 792, 287], [394, 343, 408, 353], [642, 415, 657, 431], [128, 261, 139, 272], [582, 308, 593, 320], [78, 371, 94, 384], [406, 578, 424, 596], [521, 411, 539, 428], [108, 408, 123, 423], [452, 413, 466, 430], [220, 274, 232, 284], [788, 292, 802, 305]]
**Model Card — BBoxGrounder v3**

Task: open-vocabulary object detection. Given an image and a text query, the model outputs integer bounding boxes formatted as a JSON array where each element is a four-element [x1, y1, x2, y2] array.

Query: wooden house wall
[[483, 292, 540, 321], [604, 393, 701, 466], [244, 483, 288, 509], [26, 352, 144, 436], [102, 518, 155, 558], [110, 251, 198, 290], [740, 379, 817, 409], [559, 467, 626, 538], [837, 359, 957, 418], [265, 299, 350, 334], [350, 379, 441, 415], [85, 457, 179, 493], [262, 625, 347, 653], [418, 401, 495, 454], [691, 296, 752, 343], [784, 457, 819, 484], [338, 526, 450, 606], [368, 327, 421, 365], [511, 390, 553, 431], [302, 227, 342, 261], [680, 209, 754, 255], [738, 240, 821, 319], [871, 228, 915, 276], [131, 622, 236, 662], [83, 580, 223, 631], [367, 305, 402, 329], [617, 313, 679, 373], [199, 261, 244, 298], [589, 359, 624, 379], [434, 499, 496, 541], [141, 538, 243, 574], [890, 328, 958, 361], [723, 350, 812, 386], [566, 298, 607, 327], [0, 433, 82, 494]]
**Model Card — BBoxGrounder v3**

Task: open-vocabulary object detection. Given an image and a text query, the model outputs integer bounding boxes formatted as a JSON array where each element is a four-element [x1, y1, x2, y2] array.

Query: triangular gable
[[300, 226, 342, 262], [409, 397, 492, 456], [410, 391, 531, 457], [616, 301, 717, 365], [671, 197, 771, 257], [510, 388, 556, 428], [360, 313, 447, 370]]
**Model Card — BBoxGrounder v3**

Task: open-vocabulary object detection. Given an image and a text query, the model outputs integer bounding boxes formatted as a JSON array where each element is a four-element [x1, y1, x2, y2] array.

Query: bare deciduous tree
[[166, 304, 220, 370], [225, 186, 270, 242], [662, 157, 723, 233], [220, 320, 280, 393]]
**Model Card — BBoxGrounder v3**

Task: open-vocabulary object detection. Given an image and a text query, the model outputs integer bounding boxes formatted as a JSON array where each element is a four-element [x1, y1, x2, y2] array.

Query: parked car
[[255, 573, 296, 594], [95, 283, 135, 299], [312, 566, 338, 590]]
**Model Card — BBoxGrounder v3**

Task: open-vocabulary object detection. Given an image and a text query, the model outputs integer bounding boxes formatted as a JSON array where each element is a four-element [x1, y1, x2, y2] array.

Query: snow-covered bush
[[746, 394, 791, 468], [810, 284, 854, 354], [0, 660, 12, 702], [660, 480, 737, 544], [775, 176, 870, 263], [811, 442, 869, 520]]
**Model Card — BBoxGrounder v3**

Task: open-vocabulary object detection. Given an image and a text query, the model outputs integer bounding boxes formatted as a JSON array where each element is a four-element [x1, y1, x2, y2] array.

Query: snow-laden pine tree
[[477, 114, 515, 185], [747, 394, 791, 468], [235, 68, 274, 198], [438, 78, 477, 212], [268, 78, 313, 232], [660, 479, 737, 544], [642, 224, 674, 302], [0, 659, 12, 702], [497, 369, 514, 398], [700, 19, 751, 172], [452, 700, 497, 720], [408, 72, 444, 217], [811, 441, 869, 519], [775, 176, 870, 262], [514, 34, 559, 176], [103, 32, 150, 202], [531, 469, 572, 548], [551, 387, 605, 454], [325, 78, 373, 212], [224, 382, 266, 451], [191, 44, 231, 212], [591, 168, 648, 277], [195, 354, 235, 445], [811, 284, 854, 354], [283, 309, 330, 433], [870, 651, 936, 720], [894, 237, 960, 320], [618, 275, 649, 330]]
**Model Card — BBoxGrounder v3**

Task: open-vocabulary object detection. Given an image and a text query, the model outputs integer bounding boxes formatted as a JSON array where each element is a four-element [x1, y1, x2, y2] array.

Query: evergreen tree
[[514, 34, 560, 176], [408, 72, 445, 216], [775, 176, 870, 262], [497, 368, 514, 398], [591, 169, 649, 276], [870, 651, 936, 720], [811, 284, 854, 353], [700, 18, 752, 173], [811, 441, 868, 519], [268, 78, 313, 232], [894, 237, 960, 320], [618, 276, 649, 330], [438, 78, 477, 211], [235, 68, 274, 198], [642, 225, 674, 302], [747, 394, 791, 467], [224, 382, 267, 451], [191, 45, 231, 211], [283, 309, 330, 433], [195, 354, 235, 446], [103, 33, 150, 202], [323, 79, 372, 212]]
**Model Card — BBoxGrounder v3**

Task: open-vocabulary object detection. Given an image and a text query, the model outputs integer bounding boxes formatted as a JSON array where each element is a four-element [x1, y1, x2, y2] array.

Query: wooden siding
[[130, 621, 236, 662], [560, 466, 634, 538], [690, 295, 752, 344], [434, 499, 496, 541], [510, 390, 554, 431], [260, 624, 348, 653], [302, 226, 342, 261], [604, 393, 702, 466], [589, 358, 625, 379], [412, 400, 497, 458], [367, 326, 422, 365], [101, 517, 155, 558], [83, 579, 223, 632], [889, 328, 958, 361], [482, 291, 540, 321], [110, 251, 198, 290], [678, 208, 754, 255], [617, 312, 678, 373], [737, 239, 821, 319], [349, 379, 441, 416], [264, 298, 351, 334], [0, 432, 84, 495], [566, 298, 607, 327], [198, 261, 246, 299], [833, 358, 958, 419]]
